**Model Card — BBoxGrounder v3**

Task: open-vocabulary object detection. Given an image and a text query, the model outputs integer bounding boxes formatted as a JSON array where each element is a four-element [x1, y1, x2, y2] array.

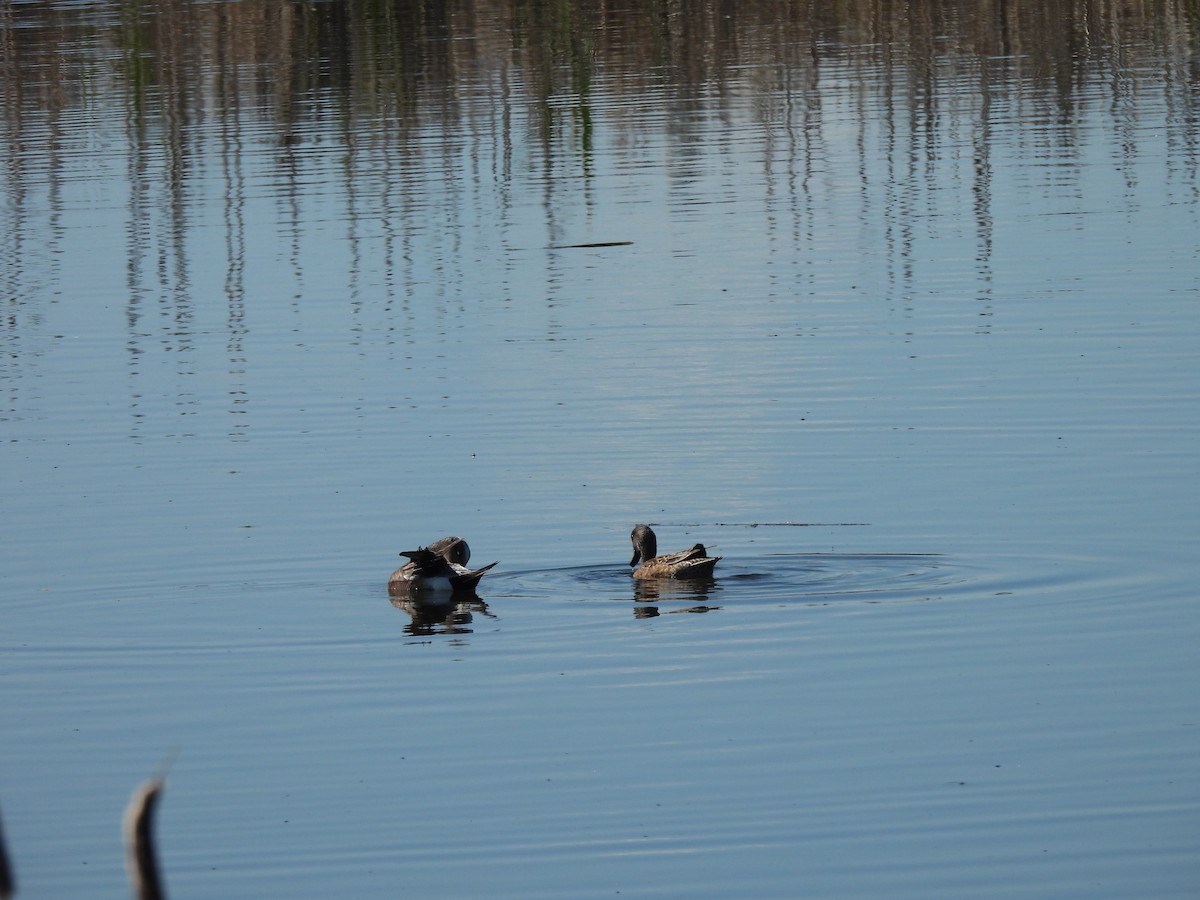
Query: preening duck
[[388, 536, 497, 595]]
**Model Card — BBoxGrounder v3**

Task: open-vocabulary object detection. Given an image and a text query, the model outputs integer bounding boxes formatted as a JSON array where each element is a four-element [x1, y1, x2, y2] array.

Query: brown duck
[[629, 524, 720, 579]]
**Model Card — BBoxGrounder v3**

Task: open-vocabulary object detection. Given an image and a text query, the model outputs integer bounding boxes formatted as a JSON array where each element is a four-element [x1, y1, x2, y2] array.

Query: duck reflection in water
[[632, 570, 721, 617], [390, 593, 492, 636]]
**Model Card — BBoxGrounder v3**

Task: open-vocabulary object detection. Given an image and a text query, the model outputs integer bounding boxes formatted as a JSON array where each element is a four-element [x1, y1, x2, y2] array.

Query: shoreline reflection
[[2, 1, 1195, 444]]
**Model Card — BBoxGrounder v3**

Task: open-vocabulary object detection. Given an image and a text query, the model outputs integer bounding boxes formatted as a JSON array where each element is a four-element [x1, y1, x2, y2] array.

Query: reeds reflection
[[2, 0, 1196, 431], [6, 1, 1195, 120], [4, 0, 1193, 270]]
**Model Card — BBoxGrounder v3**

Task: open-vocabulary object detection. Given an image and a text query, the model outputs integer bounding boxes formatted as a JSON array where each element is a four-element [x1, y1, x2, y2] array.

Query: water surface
[[2, 2, 1198, 897]]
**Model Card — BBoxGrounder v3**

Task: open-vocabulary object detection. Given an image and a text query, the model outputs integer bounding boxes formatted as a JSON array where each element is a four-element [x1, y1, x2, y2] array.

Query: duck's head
[[630, 524, 657, 567], [432, 536, 470, 567]]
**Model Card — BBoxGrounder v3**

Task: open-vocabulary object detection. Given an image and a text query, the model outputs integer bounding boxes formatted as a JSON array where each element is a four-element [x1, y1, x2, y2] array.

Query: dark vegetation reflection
[[5, 0, 1196, 254], [2, 0, 1197, 431]]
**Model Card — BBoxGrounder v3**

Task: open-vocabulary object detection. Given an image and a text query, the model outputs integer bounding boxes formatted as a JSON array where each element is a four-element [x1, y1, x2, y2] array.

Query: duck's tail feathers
[[450, 560, 498, 590]]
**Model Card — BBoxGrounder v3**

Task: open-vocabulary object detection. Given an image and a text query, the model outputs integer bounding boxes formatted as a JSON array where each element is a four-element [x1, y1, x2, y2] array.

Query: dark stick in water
[[123, 777, 167, 900], [0, 803, 14, 900]]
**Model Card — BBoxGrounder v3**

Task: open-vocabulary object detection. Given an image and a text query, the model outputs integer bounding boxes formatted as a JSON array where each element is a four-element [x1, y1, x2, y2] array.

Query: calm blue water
[[2, 2, 1198, 897]]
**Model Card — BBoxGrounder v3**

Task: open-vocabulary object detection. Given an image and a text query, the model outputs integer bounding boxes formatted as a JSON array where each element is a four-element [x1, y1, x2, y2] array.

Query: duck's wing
[[654, 544, 719, 579], [672, 555, 721, 579], [388, 549, 430, 588], [399, 547, 435, 564], [658, 543, 710, 565], [397, 548, 457, 576], [388, 561, 416, 587]]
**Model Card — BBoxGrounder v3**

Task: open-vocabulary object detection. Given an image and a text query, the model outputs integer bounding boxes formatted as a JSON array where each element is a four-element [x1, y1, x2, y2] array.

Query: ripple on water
[[470, 549, 1141, 621]]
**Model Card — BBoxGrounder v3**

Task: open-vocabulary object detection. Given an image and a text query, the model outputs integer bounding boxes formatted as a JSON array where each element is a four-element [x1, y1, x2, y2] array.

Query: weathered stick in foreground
[[0, 803, 14, 899], [123, 777, 167, 900]]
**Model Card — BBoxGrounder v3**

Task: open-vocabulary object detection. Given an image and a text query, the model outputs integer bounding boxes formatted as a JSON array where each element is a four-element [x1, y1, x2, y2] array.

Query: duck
[[388, 536, 498, 595], [629, 524, 720, 579]]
